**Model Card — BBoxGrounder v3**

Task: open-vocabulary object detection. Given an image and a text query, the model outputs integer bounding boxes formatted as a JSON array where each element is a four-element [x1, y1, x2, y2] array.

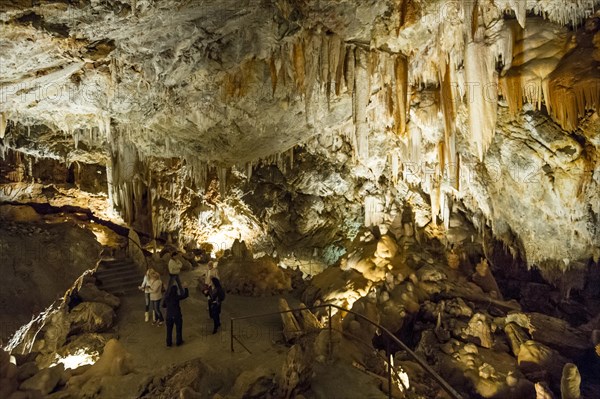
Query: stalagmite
[[560, 363, 581, 399]]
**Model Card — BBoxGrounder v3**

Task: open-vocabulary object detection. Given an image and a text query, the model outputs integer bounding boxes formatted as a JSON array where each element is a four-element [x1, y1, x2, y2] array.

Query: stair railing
[[230, 303, 463, 399]]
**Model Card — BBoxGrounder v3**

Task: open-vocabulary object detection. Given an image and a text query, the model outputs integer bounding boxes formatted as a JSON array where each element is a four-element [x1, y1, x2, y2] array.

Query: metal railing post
[[328, 304, 332, 359], [227, 303, 463, 399], [387, 339, 392, 399], [230, 318, 234, 352]]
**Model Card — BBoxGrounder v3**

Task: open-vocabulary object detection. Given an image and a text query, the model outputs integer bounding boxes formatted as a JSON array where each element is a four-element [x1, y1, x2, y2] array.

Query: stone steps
[[96, 258, 144, 296]]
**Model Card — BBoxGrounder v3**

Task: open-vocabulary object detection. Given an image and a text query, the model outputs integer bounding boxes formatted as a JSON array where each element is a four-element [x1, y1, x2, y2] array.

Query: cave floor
[[106, 265, 302, 397]]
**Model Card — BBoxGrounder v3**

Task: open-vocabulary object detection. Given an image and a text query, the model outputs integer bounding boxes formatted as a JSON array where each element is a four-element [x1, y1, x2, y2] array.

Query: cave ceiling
[[1, 0, 599, 268]]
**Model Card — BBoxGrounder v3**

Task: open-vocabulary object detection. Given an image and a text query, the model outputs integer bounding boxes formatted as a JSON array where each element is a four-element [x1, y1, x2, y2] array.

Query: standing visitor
[[138, 268, 155, 322], [204, 260, 220, 286], [203, 277, 225, 334], [149, 269, 164, 326], [162, 284, 189, 346], [168, 252, 184, 294]]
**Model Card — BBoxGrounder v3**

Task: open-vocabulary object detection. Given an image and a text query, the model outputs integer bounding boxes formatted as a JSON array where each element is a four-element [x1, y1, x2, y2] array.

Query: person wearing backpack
[[203, 277, 225, 334], [162, 283, 189, 346]]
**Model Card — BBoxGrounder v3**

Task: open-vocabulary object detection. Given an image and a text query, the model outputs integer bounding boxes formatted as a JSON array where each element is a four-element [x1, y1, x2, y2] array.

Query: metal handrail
[[229, 303, 463, 399]]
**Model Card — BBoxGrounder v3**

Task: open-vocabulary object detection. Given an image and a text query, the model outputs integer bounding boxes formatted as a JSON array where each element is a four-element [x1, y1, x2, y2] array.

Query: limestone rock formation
[[19, 363, 64, 395], [68, 339, 132, 388], [67, 302, 116, 335]]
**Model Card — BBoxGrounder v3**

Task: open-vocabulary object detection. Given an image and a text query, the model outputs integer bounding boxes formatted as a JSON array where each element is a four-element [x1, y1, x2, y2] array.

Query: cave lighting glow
[[50, 348, 99, 370], [91, 228, 110, 246]]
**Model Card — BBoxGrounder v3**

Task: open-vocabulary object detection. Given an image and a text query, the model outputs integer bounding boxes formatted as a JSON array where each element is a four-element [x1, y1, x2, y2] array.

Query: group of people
[[138, 255, 225, 347]]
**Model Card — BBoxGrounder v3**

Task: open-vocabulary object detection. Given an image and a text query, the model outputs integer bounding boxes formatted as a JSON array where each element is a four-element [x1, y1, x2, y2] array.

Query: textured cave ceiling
[[0, 0, 599, 269]]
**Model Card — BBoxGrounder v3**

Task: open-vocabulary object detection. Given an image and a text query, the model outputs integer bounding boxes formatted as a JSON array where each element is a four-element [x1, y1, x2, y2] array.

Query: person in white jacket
[[138, 268, 155, 322], [148, 269, 164, 326], [204, 260, 220, 286], [168, 252, 184, 294]]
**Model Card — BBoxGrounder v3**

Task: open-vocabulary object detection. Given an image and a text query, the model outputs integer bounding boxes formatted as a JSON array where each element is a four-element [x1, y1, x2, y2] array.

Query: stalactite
[[442, 192, 451, 230], [470, 0, 479, 40], [217, 166, 227, 196], [364, 196, 379, 227], [0, 113, 7, 139], [269, 57, 278, 95], [292, 39, 306, 94], [440, 61, 459, 189], [394, 56, 408, 136], [409, 127, 421, 166], [344, 44, 355, 96], [305, 32, 321, 115], [437, 141, 445, 179], [465, 33, 498, 161], [508, 0, 527, 29], [246, 161, 253, 181], [430, 177, 441, 226], [327, 34, 342, 106], [546, 44, 600, 131], [354, 47, 370, 161], [288, 147, 294, 170], [320, 32, 330, 91], [391, 152, 399, 184], [335, 41, 347, 96]]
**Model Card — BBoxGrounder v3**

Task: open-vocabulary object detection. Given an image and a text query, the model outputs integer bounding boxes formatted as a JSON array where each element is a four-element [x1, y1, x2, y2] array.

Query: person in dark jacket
[[203, 277, 225, 334], [162, 284, 189, 346]]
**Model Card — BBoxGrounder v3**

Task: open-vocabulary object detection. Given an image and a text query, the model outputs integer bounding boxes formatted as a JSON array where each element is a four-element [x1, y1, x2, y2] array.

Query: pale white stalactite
[[465, 29, 498, 161], [217, 166, 227, 196], [354, 47, 370, 161], [391, 152, 399, 184], [335, 42, 347, 96], [0, 113, 6, 139], [304, 32, 321, 119], [328, 34, 342, 104], [409, 126, 422, 166], [364, 196, 384, 227], [345, 44, 355, 97], [430, 177, 441, 226], [320, 32, 330, 91], [508, 0, 527, 29], [106, 156, 114, 213], [246, 161, 253, 181], [394, 55, 409, 136]]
